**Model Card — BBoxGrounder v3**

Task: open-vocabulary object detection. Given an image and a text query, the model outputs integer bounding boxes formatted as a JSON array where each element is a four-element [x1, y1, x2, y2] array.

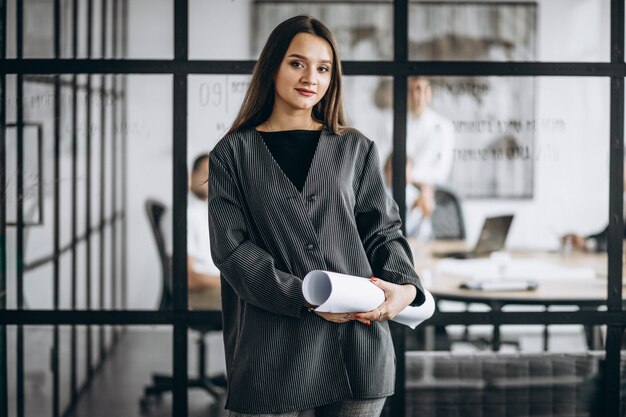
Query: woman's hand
[[313, 311, 357, 323], [353, 277, 417, 324], [305, 277, 418, 325], [305, 301, 358, 324]]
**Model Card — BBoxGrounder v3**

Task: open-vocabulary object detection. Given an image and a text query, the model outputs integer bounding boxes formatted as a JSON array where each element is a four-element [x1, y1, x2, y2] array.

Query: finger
[[316, 312, 354, 323], [370, 276, 389, 292], [351, 313, 372, 326], [356, 308, 384, 323]]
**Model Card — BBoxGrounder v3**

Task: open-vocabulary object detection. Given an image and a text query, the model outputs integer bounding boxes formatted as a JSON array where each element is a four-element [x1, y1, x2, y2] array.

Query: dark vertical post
[[51, 0, 61, 417], [121, 0, 128, 311], [70, 0, 79, 407], [173, 1, 189, 416], [15, 0, 23, 415], [110, 0, 118, 345], [390, 1, 409, 417], [606, 1, 625, 415], [98, 0, 108, 361], [85, 0, 94, 379], [52, 0, 62, 415], [0, 0, 7, 415]]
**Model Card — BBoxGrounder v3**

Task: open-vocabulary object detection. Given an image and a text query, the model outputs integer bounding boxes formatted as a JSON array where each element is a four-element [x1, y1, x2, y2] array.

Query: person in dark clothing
[[208, 15, 425, 417]]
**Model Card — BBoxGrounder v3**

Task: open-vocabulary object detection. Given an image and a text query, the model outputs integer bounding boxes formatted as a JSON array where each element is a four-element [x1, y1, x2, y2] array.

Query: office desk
[[410, 240, 625, 350]]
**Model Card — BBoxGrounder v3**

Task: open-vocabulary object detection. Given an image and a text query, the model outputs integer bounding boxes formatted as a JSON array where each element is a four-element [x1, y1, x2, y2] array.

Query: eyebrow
[[287, 53, 333, 65]]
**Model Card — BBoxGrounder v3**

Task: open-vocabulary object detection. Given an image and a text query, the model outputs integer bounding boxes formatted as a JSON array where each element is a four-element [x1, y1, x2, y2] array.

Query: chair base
[[139, 373, 227, 414]]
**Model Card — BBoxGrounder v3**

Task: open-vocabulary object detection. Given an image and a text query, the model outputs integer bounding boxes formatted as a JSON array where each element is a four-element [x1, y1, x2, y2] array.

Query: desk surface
[[410, 240, 624, 306]]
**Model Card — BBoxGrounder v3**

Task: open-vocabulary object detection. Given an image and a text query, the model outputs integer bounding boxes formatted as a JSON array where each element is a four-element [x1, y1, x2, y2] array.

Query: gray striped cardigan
[[208, 126, 425, 414]]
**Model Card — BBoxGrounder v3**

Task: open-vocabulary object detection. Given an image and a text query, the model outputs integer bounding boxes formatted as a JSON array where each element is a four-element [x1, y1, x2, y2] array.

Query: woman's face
[[273, 32, 334, 114]]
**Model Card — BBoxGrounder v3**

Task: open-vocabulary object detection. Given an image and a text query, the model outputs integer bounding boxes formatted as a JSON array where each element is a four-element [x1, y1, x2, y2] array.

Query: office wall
[[121, 0, 611, 308]]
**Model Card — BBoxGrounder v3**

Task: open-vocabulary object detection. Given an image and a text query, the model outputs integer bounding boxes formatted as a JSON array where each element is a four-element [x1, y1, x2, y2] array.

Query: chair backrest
[[145, 199, 172, 311], [431, 187, 466, 240]]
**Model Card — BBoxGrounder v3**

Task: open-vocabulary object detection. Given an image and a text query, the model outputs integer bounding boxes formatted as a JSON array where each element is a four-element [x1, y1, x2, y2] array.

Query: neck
[[410, 107, 427, 118], [267, 107, 317, 131]]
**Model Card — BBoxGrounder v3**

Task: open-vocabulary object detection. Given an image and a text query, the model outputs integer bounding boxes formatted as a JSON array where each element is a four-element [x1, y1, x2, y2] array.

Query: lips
[[296, 88, 316, 96]]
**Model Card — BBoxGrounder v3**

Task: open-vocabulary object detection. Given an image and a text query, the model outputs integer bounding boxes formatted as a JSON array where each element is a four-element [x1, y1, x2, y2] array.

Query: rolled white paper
[[302, 270, 435, 329]]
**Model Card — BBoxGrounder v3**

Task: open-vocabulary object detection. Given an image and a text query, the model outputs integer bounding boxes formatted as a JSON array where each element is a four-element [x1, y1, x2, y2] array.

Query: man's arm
[[187, 256, 220, 290]]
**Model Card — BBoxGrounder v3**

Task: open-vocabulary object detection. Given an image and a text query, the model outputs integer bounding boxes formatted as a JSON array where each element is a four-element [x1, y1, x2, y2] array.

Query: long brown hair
[[226, 15, 351, 136]]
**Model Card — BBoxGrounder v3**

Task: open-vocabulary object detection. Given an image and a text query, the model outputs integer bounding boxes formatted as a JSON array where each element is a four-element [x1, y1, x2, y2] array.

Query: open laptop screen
[[473, 215, 514, 256]]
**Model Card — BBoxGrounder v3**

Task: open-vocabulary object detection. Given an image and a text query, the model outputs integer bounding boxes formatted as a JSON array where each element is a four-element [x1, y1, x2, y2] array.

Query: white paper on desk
[[302, 270, 435, 329], [436, 259, 595, 281]]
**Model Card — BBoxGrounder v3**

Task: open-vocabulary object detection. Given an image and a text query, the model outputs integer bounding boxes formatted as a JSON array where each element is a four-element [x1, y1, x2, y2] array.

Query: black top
[[259, 129, 321, 192]]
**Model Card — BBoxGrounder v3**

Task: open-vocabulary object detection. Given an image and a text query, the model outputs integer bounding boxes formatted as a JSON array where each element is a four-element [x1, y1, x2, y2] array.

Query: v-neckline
[[254, 127, 326, 196]]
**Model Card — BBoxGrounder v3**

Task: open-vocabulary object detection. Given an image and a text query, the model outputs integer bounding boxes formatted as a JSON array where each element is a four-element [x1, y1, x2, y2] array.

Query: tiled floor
[[68, 328, 227, 417]]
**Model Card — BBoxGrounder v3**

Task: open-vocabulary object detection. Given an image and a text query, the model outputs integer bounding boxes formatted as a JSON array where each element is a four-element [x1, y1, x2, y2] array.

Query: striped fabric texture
[[208, 126, 425, 414]]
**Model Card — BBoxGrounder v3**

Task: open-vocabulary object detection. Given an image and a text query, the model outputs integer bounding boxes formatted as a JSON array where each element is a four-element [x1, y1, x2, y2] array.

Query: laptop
[[432, 215, 514, 259]]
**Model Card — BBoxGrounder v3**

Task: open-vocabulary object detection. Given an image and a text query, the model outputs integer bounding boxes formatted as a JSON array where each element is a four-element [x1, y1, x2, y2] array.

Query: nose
[[301, 67, 317, 86]]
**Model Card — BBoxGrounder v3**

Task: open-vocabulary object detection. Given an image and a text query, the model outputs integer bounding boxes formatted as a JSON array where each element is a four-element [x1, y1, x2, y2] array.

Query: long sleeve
[[208, 152, 306, 317], [354, 141, 426, 306]]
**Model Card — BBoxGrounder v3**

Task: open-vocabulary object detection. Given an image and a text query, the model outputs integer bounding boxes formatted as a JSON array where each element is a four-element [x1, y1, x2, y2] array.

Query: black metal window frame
[[0, 1, 625, 416]]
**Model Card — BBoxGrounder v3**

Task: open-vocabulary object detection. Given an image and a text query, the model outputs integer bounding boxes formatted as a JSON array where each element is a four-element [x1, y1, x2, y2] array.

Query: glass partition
[[189, 0, 393, 61], [408, 0, 609, 62]]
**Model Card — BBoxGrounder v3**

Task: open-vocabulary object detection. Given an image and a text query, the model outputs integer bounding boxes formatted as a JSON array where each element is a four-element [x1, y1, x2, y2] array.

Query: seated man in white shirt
[[383, 153, 435, 241], [186, 153, 221, 310], [165, 153, 221, 310]]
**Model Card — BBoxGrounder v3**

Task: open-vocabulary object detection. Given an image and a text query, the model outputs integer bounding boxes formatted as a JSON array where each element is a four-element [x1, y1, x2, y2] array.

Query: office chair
[[431, 187, 466, 240], [140, 199, 226, 413]]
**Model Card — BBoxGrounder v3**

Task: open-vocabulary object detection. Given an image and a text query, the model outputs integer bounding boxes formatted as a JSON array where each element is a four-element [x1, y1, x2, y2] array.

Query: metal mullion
[[604, 1, 625, 414], [0, 0, 7, 413], [52, 0, 63, 415], [97, 0, 108, 364], [69, 0, 79, 407], [608, 0, 625, 315], [2, 60, 626, 76], [605, 73, 624, 417], [389, 1, 408, 417], [110, 0, 118, 346], [85, 0, 93, 381], [109, 77, 117, 335], [98, 82, 106, 361], [604, 325, 624, 416], [15, 1, 24, 415], [121, 0, 128, 314], [1, 309, 626, 326], [603, 0, 625, 416], [173, 1, 189, 416]]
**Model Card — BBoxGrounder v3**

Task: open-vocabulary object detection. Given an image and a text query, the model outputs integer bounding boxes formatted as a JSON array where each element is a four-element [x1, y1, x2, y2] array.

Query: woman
[[208, 15, 425, 417]]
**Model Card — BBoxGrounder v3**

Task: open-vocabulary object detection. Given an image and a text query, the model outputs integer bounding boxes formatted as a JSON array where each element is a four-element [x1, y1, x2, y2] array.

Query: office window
[[343, 76, 394, 166], [189, 0, 393, 60], [408, 0, 609, 62], [126, 0, 173, 59], [2, 1, 624, 416], [188, 75, 251, 149]]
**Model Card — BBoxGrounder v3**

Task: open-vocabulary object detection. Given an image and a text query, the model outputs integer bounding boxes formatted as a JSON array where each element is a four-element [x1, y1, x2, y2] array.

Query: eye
[[290, 61, 304, 69], [318, 66, 330, 73]]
